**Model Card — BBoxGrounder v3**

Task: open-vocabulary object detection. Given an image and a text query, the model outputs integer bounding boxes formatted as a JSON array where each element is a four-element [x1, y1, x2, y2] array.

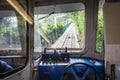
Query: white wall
[[104, 3, 120, 64]]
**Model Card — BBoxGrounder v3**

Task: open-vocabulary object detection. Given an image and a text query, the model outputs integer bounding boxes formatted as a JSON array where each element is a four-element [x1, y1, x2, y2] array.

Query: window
[[96, 8, 104, 52], [34, 3, 85, 53], [0, 0, 31, 78]]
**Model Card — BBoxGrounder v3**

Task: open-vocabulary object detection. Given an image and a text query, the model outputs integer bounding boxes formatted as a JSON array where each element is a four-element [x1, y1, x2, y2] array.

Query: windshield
[[34, 5, 85, 53]]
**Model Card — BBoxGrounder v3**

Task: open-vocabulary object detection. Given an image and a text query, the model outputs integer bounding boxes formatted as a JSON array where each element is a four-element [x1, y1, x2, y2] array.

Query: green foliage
[[68, 11, 85, 47], [40, 21, 70, 44], [0, 17, 26, 48], [96, 8, 104, 52], [68, 9, 104, 51], [0, 17, 19, 37], [0, 27, 7, 36], [0, 18, 9, 36], [36, 9, 103, 50], [69, 11, 84, 35], [36, 14, 71, 44]]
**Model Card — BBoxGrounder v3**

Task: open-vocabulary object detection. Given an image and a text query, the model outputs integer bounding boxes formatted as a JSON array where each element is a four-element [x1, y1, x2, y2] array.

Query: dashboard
[[38, 52, 104, 80], [40, 52, 69, 64]]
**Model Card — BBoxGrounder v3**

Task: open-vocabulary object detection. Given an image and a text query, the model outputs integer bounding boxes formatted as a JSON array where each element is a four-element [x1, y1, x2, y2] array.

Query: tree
[[96, 8, 104, 52], [68, 11, 85, 47]]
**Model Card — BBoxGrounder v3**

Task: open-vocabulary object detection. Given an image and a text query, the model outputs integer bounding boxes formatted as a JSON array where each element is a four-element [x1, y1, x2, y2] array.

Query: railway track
[[51, 23, 80, 48]]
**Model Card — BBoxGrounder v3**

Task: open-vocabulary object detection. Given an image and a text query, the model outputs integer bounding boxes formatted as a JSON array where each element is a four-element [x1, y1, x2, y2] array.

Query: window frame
[[0, 0, 33, 78]]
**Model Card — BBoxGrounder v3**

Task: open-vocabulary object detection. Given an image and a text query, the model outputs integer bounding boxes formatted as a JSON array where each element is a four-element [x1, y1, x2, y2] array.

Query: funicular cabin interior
[[0, 0, 120, 80]]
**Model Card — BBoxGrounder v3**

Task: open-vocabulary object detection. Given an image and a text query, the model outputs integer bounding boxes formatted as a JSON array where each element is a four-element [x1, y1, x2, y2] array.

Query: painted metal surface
[[38, 57, 104, 80]]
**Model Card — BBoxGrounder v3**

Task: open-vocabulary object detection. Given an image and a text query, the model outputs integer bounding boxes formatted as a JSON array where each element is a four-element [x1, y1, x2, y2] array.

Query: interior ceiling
[[34, 0, 105, 14], [34, 3, 85, 14], [0, 0, 105, 17], [35, 0, 105, 6], [0, 0, 27, 18]]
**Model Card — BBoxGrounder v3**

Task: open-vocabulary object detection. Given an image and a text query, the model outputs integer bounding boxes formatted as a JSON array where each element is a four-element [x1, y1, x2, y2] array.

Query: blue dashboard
[[38, 53, 104, 80]]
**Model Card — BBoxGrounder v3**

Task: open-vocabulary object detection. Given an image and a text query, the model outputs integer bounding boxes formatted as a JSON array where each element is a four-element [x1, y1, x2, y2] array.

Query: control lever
[[54, 49, 57, 54], [44, 48, 46, 54], [65, 47, 67, 53]]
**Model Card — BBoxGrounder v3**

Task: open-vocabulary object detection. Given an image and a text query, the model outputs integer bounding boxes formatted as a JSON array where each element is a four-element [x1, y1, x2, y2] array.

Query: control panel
[[38, 57, 104, 80], [41, 52, 69, 64]]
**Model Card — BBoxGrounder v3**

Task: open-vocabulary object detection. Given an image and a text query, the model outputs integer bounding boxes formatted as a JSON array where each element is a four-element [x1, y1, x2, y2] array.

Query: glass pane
[[0, 0, 28, 74], [96, 8, 104, 52], [34, 3, 85, 52]]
